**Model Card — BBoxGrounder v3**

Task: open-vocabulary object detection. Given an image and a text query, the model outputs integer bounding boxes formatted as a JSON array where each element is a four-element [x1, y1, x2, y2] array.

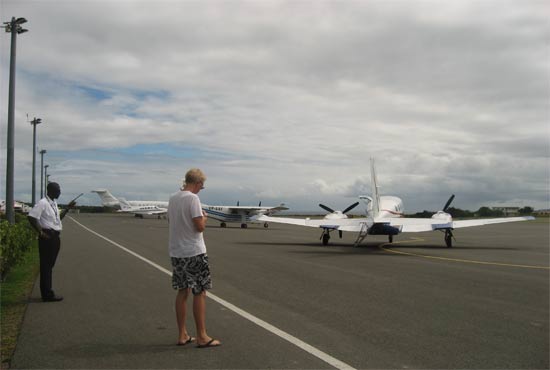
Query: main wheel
[[445, 231, 453, 248], [322, 233, 330, 246]]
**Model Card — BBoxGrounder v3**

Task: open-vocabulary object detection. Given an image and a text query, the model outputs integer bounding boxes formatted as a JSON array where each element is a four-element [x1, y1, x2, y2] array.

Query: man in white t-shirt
[[28, 182, 76, 302], [168, 168, 221, 348]]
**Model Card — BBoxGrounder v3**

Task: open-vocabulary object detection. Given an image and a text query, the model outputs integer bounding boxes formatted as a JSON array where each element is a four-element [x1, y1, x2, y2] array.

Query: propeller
[[319, 202, 359, 214], [319, 204, 335, 213], [443, 194, 455, 212], [342, 202, 360, 214]]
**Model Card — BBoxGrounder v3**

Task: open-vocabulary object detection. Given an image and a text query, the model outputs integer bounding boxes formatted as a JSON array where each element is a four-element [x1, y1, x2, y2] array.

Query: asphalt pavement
[[11, 214, 549, 369]]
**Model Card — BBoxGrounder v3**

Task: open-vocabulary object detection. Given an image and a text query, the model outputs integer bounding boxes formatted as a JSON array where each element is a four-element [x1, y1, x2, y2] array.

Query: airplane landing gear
[[241, 223, 248, 229], [388, 235, 393, 243], [320, 229, 331, 245], [445, 229, 453, 248], [220, 222, 226, 228], [264, 222, 269, 228]]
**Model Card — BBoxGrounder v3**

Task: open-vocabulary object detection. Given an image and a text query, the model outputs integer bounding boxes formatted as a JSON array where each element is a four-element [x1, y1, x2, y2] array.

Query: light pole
[[3, 17, 28, 224], [30, 117, 42, 205], [44, 165, 49, 196], [39, 149, 46, 198]]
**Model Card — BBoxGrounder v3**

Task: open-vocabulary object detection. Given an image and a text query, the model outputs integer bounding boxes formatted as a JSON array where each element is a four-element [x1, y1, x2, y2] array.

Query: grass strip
[[1, 242, 39, 369]]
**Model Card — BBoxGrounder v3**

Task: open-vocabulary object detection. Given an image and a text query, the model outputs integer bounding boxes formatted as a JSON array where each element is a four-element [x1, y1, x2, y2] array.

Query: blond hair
[[183, 168, 206, 187]]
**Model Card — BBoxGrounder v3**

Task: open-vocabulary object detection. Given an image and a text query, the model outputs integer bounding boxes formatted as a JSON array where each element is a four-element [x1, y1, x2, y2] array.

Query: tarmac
[[11, 214, 549, 369]]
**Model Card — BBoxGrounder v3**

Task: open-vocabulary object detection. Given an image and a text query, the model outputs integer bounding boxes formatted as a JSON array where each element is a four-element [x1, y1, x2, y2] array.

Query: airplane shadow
[[238, 241, 389, 255], [383, 243, 520, 251]]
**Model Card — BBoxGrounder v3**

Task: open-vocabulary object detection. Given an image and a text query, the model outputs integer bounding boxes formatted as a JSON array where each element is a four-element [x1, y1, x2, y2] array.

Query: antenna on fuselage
[[370, 157, 380, 217]]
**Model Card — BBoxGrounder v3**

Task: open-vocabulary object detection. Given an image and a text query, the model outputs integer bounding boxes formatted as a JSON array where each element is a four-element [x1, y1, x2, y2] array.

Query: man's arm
[[59, 200, 76, 220], [192, 211, 207, 232], [27, 216, 48, 239]]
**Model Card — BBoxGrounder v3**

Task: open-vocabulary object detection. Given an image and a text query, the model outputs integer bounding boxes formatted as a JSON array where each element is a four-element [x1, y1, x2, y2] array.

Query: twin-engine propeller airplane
[[256, 158, 535, 247]]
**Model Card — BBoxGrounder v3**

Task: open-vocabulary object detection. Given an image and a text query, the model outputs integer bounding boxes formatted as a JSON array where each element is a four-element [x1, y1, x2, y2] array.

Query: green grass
[[1, 242, 39, 369]]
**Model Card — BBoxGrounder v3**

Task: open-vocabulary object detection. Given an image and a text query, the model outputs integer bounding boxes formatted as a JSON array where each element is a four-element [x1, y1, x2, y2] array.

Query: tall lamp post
[[39, 149, 46, 198], [30, 117, 42, 205], [3, 17, 28, 224], [44, 165, 49, 196]]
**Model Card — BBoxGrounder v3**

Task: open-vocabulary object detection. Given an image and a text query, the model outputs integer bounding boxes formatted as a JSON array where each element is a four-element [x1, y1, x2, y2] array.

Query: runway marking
[[380, 238, 550, 270], [69, 217, 355, 370]]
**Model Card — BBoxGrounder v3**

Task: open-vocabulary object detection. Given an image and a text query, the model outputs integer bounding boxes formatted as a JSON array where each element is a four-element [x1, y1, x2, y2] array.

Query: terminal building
[[490, 206, 520, 216]]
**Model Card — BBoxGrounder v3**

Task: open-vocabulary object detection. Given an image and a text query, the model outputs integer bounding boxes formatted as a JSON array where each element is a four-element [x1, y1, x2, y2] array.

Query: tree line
[[408, 206, 534, 218]]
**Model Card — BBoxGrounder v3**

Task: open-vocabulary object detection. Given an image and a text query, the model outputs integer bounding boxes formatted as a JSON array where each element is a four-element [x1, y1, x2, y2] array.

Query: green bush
[[0, 219, 36, 280]]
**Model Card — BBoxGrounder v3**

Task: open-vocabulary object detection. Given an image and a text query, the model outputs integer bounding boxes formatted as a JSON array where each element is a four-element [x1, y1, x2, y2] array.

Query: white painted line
[[69, 217, 356, 370]]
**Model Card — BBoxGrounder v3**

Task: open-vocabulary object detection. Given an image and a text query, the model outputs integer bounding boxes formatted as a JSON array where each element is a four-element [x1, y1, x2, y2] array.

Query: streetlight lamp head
[[15, 17, 27, 24], [18, 28, 28, 34]]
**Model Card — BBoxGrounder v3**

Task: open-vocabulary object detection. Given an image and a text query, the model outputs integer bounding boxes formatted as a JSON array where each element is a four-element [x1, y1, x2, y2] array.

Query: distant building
[[534, 209, 550, 216], [491, 206, 520, 216]]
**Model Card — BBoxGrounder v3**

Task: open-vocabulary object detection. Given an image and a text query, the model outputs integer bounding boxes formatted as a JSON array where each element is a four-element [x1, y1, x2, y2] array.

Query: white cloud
[[0, 0, 548, 212]]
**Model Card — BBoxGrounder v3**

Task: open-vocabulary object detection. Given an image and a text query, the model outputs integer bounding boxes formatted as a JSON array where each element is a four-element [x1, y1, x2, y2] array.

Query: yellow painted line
[[379, 238, 550, 270]]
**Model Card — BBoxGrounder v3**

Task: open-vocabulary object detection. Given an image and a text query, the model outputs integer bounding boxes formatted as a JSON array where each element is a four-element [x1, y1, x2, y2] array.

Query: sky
[[1, 0, 548, 213]]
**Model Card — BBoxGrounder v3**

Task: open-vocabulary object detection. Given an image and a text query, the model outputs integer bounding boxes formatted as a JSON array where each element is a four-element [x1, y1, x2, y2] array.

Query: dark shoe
[[43, 295, 63, 302], [196, 339, 221, 348]]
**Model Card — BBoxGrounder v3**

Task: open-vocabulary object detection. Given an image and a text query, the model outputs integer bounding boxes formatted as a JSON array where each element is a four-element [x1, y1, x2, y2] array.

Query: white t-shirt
[[28, 197, 62, 231], [168, 191, 206, 258]]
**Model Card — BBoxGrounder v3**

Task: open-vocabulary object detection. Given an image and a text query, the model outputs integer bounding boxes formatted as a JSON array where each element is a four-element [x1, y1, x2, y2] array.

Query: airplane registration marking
[[379, 238, 550, 270], [69, 217, 356, 370]]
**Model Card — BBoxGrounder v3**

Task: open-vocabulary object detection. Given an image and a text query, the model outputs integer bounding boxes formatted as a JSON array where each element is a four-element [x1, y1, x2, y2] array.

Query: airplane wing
[[144, 210, 167, 215], [256, 215, 369, 229], [380, 216, 535, 233], [258, 214, 534, 233], [451, 216, 535, 228]]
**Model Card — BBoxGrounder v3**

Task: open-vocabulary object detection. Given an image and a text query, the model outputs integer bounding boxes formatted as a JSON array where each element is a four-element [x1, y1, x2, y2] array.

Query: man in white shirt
[[28, 182, 75, 302], [168, 168, 221, 348]]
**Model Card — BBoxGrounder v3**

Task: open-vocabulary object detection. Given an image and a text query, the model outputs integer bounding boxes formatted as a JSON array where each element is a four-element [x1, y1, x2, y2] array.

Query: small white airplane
[[117, 198, 168, 217], [92, 188, 288, 225], [92, 189, 168, 217], [256, 158, 535, 247], [0, 199, 32, 214], [92, 189, 168, 209], [203, 201, 289, 228]]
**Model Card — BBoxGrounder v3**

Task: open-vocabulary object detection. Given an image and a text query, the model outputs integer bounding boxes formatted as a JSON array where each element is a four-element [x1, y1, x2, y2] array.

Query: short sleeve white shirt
[[168, 191, 206, 258], [28, 197, 62, 231]]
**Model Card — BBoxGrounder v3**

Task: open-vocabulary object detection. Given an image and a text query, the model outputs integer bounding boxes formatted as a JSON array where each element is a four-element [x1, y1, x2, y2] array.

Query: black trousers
[[38, 230, 61, 299]]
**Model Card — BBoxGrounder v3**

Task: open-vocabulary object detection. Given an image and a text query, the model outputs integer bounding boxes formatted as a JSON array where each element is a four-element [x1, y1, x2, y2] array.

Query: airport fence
[[0, 215, 35, 280]]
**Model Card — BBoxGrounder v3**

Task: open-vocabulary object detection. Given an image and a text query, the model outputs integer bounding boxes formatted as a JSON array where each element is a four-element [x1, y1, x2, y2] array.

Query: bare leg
[[175, 289, 193, 343], [193, 291, 221, 346]]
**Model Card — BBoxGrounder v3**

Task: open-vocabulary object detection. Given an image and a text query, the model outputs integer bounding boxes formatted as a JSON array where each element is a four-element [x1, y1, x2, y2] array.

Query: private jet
[[256, 159, 535, 247]]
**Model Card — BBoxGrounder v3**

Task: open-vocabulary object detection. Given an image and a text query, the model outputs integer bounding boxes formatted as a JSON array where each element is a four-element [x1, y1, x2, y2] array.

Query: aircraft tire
[[445, 231, 453, 248]]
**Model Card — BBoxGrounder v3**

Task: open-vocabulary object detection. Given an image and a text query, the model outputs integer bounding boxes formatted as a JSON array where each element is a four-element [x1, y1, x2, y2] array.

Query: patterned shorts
[[171, 254, 212, 295]]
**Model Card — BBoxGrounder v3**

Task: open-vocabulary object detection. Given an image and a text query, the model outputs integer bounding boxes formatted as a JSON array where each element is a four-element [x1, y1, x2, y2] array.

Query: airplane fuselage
[[202, 205, 273, 228]]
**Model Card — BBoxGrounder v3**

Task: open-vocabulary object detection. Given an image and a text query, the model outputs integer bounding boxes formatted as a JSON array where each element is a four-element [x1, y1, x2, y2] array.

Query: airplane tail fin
[[370, 158, 380, 217], [91, 189, 120, 207]]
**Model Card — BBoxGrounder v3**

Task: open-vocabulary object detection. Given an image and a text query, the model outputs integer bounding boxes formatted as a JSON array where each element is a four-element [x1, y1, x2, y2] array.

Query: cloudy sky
[[1, 0, 548, 213]]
